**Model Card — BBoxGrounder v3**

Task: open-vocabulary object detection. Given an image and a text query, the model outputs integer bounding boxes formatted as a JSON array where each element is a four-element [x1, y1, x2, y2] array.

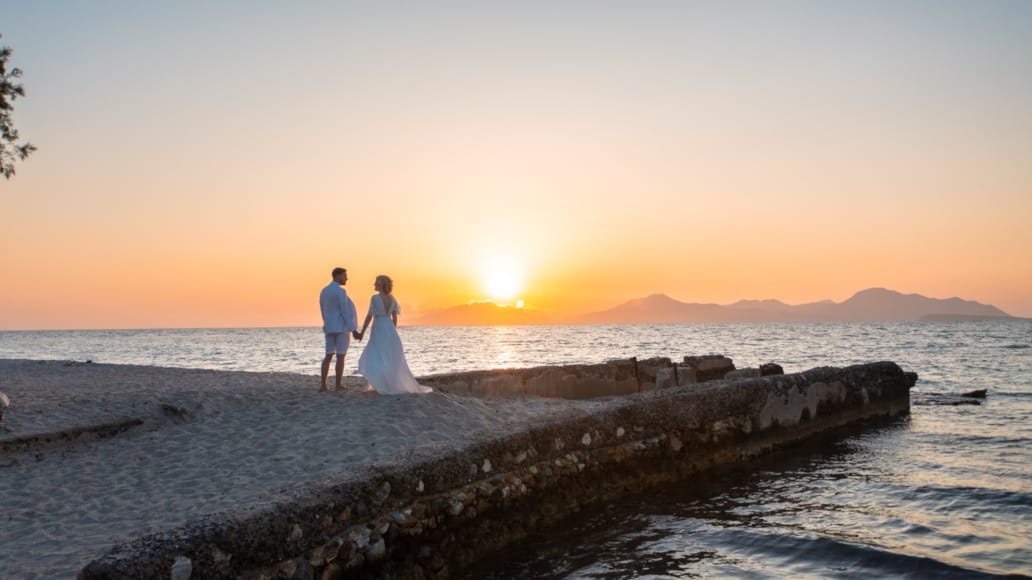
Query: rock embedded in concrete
[[725, 368, 761, 381], [682, 355, 736, 382], [212, 546, 232, 568], [170, 556, 191, 580], [675, 365, 698, 386], [367, 538, 386, 562], [636, 357, 673, 392], [655, 367, 677, 390], [372, 481, 391, 505], [668, 433, 683, 452]]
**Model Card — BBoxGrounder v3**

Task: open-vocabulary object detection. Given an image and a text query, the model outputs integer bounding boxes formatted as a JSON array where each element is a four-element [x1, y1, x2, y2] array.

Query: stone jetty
[[419, 354, 758, 399], [78, 357, 916, 579]]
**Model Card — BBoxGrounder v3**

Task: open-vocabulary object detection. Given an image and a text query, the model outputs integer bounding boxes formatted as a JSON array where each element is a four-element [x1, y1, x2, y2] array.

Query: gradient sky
[[2, 1, 1031, 329]]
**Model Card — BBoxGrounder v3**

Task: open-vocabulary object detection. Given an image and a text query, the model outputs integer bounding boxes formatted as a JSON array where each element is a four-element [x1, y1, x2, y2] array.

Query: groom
[[319, 267, 360, 391]]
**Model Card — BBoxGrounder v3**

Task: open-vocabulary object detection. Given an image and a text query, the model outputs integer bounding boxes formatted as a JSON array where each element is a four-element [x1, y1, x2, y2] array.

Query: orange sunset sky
[[2, 2, 1031, 330]]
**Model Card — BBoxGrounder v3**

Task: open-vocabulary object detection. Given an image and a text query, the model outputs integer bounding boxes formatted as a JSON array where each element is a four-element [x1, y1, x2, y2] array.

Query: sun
[[480, 259, 524, 302]]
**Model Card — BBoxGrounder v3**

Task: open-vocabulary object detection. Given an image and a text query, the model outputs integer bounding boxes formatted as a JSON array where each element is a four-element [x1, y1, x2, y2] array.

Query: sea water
[[2, 321, 1029, 577]]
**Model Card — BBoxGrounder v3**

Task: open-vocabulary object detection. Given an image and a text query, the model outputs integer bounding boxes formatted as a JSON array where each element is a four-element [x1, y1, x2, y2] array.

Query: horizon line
[[2, 318, 1027, 333]]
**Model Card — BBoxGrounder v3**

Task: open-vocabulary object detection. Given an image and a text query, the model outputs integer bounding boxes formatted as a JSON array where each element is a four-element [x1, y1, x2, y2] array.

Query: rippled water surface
[[2, 321, 1030, 577]]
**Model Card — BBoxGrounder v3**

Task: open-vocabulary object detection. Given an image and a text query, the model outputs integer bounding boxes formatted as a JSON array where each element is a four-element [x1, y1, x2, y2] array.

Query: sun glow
[[480, 258, 524, 302]]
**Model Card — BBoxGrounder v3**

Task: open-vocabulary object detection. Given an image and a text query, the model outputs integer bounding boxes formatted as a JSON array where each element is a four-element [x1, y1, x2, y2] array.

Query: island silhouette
[[409, 288, 1015, 326]]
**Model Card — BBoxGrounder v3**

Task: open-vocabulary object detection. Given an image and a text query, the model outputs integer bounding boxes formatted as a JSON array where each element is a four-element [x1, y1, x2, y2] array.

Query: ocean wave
[[895, 484, 1032, 511], [468, 516, 1032, 579], [700, 527, 1032, 579], [1004, 344, 1030, 349], [914, 433, 1032, 448]]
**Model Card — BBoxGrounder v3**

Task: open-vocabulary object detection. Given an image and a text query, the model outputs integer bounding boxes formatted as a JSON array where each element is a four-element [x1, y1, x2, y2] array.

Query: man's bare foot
[[335, 384, 344, 390], [320, 385, 329, 392]]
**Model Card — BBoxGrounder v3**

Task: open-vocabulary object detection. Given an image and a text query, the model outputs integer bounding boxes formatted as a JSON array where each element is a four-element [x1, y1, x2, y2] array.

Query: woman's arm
[[392, 312, 398, 327], [359, 313, 372, 339]]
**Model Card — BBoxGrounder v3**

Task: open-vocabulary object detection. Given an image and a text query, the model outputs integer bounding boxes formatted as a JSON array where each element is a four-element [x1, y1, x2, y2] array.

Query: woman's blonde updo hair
[[375, 275, 394, 294]]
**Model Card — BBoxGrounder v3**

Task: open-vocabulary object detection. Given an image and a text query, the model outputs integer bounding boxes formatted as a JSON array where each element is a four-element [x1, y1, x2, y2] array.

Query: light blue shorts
[[325, 332, 351, 355]]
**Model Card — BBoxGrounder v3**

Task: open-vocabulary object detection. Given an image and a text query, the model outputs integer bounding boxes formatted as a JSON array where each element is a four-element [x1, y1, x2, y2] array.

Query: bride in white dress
[[356, 275, 431, 395]]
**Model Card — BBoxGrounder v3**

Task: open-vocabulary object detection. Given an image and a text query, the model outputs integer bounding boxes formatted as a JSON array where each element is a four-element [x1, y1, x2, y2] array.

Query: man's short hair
[[331, 267, 346, 278]]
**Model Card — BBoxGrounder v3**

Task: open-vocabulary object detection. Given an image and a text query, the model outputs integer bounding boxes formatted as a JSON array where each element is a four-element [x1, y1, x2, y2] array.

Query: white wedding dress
[[357, 294, 431, 395]]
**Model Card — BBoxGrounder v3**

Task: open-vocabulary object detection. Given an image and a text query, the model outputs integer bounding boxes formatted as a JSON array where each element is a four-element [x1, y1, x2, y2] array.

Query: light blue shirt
[[320, 282, 357, 333]]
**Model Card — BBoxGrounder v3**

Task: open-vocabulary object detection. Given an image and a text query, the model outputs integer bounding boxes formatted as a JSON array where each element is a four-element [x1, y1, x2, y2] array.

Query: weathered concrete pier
[[79, 358, 916, 579]]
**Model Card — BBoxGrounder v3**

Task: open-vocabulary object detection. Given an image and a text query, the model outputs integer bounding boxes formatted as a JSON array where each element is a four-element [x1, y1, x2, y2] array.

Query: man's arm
[[338, 287, 350, 319]]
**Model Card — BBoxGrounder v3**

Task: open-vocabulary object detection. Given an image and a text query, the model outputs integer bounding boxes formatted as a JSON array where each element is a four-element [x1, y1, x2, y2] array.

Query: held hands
[[352, 330, 363, 341]]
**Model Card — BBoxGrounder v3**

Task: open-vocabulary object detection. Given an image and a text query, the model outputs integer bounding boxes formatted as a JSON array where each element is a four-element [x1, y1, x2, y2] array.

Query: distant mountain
[[576, 288, 1012, 324], [729, 298, 834, 313], [576, 294, 791, 324], [409, 301, 555, 326], [407, 288, 1013, 326], [826, 288, 1010, 321]]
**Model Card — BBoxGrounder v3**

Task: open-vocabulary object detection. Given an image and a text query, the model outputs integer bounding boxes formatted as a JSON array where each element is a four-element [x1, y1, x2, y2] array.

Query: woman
[[356, 275, 432, 395]]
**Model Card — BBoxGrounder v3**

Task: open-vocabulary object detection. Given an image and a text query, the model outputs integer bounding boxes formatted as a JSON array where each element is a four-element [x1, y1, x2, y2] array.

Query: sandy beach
[[0, 359, 603, 579]]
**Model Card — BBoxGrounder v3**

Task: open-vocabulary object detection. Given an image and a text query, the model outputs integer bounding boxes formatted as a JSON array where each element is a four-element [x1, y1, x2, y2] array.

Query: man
[[319, 267, 359, 391]]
